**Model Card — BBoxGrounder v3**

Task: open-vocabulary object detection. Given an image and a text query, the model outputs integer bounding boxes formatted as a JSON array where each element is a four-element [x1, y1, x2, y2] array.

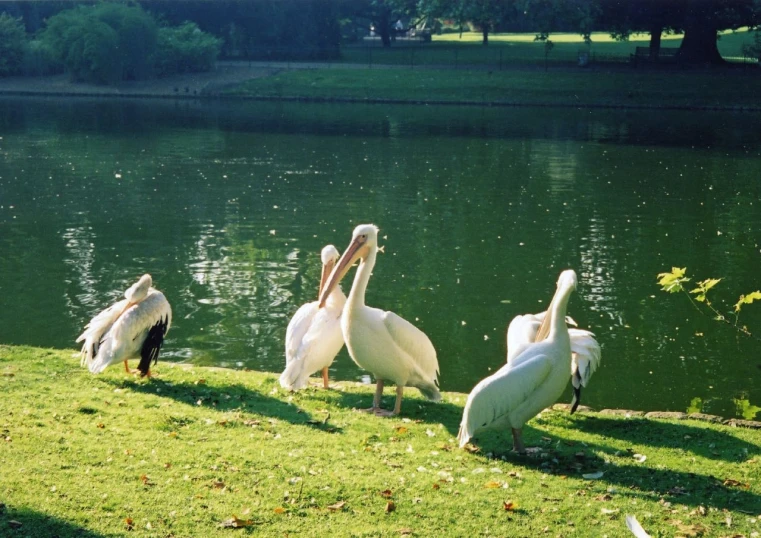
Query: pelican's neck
[[347, 246, 376, 310], [325, 282, 346, 309], [547, 283, 574, 341]]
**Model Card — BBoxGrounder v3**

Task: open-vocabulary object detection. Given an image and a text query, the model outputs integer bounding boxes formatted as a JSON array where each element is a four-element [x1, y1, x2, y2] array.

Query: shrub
[[0, 12, 26, 76], [154, 22, 221, 76]]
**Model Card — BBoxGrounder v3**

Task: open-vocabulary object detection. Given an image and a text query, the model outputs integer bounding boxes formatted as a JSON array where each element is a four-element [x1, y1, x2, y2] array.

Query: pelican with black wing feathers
[[318, 224, 440, 416], [280, 245, 346, 390], [507, 309, 600, 413], [77, 274, 172, 377], [458, 270, 578, 453]]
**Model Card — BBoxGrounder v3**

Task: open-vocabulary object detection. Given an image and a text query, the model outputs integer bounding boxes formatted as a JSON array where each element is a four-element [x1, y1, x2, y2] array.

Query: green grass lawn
[[1, 345, 760, 537], [220, 67, 761, 110], [339, 29, 759, 67]]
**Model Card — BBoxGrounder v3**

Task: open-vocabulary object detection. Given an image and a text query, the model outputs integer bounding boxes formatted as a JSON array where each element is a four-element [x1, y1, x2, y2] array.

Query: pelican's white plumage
[[458, 270, 578, 452], [507, 311, 601, 412], [280, 245, 346, 391], [319, 224, 440, 416], [77, 274, 172, 377]]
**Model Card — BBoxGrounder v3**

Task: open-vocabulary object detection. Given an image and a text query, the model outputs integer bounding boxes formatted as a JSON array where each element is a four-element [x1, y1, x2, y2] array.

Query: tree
[[0, 12, 26, 76], [40, 4, 157, 83], [599, 0, 761, 64], [342, 0, 420, 47]]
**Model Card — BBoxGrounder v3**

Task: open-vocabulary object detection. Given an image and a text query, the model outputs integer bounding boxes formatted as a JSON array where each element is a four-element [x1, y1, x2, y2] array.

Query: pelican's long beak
[[318, 236, 367, 307], [318, 259, 335, 298]]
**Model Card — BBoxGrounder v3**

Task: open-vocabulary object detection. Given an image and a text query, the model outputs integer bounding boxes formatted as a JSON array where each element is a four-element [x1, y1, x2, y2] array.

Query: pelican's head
[[318, 224, 379, 307], [318, 245, 341, 297], [124, 274, 152, 304], [557, 269, 578, 291]]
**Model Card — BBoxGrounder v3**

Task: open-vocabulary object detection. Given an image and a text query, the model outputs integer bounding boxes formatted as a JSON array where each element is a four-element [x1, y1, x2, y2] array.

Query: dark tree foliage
[[0, 12, 26, 76], [142, 0, 341, 60]]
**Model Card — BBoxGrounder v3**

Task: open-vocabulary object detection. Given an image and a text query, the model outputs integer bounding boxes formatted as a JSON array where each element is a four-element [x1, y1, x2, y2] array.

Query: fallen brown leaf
[[218, 515, 255, 528], [273, 507, 286, 514], [398, 528, 413, 536], [140, 474, 152, 486], [96, 423, 105, 429], [395, 426, 408, 434], [484, 481, 502, 489], [213, 480, 225, 489], [432, 483, 440, 490], [386, 501, 396, 513], [327, 501, 346, 511], [380, 489, 393, 498], [723, 479, 750, 489], [595, 494, 612, 501], [124, 517, 134, 531], [503, 501, 516, 511]]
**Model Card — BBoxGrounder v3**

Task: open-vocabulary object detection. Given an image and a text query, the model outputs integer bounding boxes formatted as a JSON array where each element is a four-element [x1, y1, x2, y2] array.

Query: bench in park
[[631, 46, 679, 66]]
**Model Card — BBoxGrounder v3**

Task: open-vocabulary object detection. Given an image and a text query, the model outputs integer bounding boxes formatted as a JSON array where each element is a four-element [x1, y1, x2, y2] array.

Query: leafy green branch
[[657, 267, 761, 341]]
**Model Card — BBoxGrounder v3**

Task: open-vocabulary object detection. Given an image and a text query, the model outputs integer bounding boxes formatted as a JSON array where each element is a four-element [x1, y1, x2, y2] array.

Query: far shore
[[2, 61, 760, 112]]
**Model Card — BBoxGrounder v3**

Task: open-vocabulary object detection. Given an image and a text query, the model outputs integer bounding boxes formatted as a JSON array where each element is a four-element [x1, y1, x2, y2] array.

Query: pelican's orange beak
[[318, 235, 368, 307], [318, 258, 336, 298]]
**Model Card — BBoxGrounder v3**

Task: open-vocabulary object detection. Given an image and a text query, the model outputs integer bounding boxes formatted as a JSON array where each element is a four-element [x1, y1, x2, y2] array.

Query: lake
[[1, 96, 760, 419]]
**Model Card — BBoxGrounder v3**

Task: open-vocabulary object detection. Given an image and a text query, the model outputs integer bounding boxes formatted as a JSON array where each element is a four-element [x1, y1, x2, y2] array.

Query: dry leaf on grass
[[218, 515, 255, 528], [327, 501, 346, 511], [380, 489, 393, 498], [140, 474, 152, 486], [398, 528, 413, 536], [503, 501, 516, 511], [124, 517, 134, 531], [273, 507, 286, 514], [722, 478, 750, 489], [385, 501, 396, 513], [484, 481, 503, 489]]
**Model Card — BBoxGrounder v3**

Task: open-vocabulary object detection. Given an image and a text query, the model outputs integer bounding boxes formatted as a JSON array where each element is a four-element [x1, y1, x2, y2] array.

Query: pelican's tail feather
[[279, 359, 310, 391], [625, 515, 651, 538], [569, 329, 601, 388], [77, 299, 128, 367], [457, 421, 472, 448]]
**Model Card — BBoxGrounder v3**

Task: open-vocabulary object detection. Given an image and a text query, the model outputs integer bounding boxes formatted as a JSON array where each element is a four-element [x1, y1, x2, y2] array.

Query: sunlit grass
[[1, 344, 761, 537]]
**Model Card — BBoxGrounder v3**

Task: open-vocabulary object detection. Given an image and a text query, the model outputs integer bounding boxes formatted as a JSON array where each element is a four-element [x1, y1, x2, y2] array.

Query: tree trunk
[[378, 10, 391, 47], [482, 28, 489, 46], [649, 26, 662, 60], [678, 3, 724, 64]]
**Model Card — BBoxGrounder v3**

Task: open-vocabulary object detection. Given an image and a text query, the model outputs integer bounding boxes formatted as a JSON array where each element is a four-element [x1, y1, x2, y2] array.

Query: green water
[[1, 97, 760, 419]]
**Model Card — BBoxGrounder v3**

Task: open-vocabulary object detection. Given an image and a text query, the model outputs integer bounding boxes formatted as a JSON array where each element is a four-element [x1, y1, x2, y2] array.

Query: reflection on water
[[1, 97, 760, 420]]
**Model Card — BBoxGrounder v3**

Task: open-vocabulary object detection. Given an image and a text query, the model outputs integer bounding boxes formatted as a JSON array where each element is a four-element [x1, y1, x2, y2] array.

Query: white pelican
[[77, 274, 172, 377], [318, 224, 440, 416], [457, 269, 578, 453], [280, 245, 346, 390], [506, 311, 600, 413]]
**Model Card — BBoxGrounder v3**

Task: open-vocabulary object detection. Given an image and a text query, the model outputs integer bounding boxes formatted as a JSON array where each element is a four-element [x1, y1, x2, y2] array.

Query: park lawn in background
[[1, 344, 760, 537], [339, 29, 758, 67], [221, 67, 760, 110]]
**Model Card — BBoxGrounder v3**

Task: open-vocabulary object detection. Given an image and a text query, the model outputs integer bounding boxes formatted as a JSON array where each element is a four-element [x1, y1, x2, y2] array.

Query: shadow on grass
[[468, 414, 761, 514], [101, 376, 330, 428], [0, 505, 105, 538], [327, 386, 465, 435], [572, 414, 761, 460]]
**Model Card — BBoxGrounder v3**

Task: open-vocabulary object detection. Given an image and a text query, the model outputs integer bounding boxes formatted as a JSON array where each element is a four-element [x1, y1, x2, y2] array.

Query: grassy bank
[[220, 67, 760, 110], [1, 345, 760, 537]]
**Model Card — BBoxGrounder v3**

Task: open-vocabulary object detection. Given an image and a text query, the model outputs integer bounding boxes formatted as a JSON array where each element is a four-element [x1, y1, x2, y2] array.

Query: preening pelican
[[77, 274, 172, 377], [507, 311, 600, 413], [318, 224, 440, 416], [457, 269, 578, 453], [280, 245, 346, 390]]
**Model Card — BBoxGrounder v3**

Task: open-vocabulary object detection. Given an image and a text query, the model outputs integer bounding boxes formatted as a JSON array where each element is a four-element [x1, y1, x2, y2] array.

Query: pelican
[[507, 310, 600, 413], [280, 245, 346, 390], [318, 224, 440, 416], [457, 269, 578, 453], [77, 274, 172, 377]]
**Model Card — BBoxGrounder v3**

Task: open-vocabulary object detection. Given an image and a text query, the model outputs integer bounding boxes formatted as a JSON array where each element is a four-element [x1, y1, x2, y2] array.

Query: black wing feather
[[137, 316, 169, 377]]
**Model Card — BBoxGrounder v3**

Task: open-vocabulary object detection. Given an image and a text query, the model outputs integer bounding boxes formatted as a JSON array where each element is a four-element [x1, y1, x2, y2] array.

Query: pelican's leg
[[361, 379, 384, 413], [321, 367, 329, 389], [375, 385, 403, 417], [511, 428, 526, 454]]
